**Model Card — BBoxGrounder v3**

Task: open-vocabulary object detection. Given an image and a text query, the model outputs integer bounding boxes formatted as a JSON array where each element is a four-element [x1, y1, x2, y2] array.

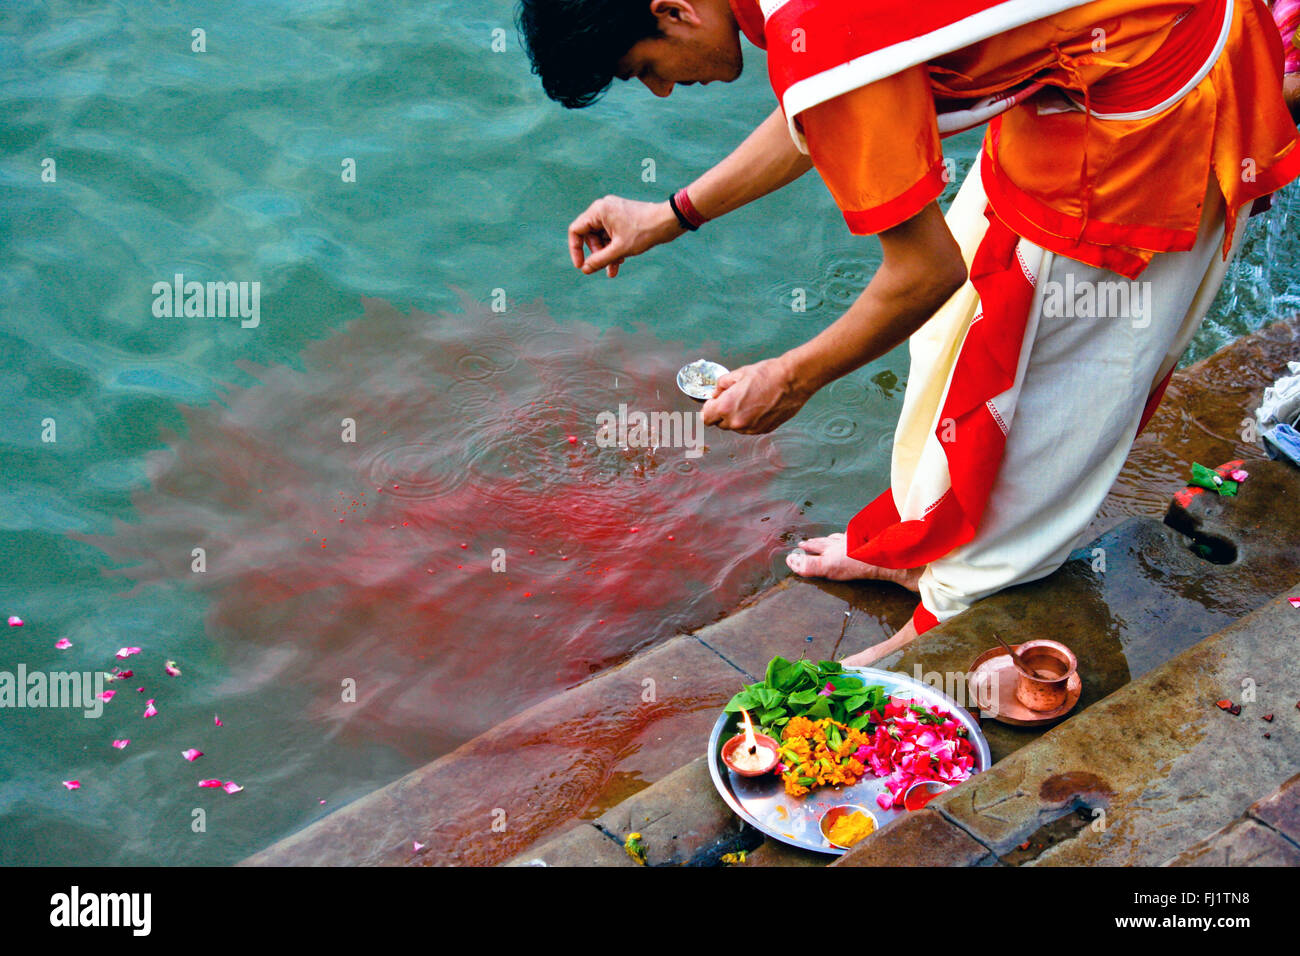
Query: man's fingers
[[715, 367, 745, 390], [582, 238, 626, 275], [567, 204, 608, 270]]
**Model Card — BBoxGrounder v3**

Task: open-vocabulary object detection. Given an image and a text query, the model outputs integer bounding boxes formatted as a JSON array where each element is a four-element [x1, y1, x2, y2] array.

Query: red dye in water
[[88, 296, 799, 760]]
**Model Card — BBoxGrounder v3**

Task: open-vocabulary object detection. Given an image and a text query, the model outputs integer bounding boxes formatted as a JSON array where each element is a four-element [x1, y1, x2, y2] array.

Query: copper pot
[[1012, 640, 1077, 712]]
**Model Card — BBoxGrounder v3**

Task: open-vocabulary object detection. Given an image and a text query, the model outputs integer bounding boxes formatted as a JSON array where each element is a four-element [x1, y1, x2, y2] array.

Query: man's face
[[615, 0, 744, 97]]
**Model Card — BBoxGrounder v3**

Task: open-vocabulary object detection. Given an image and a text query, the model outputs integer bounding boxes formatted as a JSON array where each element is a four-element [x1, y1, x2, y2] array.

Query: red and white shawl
[[729, 0, 1096, 148]]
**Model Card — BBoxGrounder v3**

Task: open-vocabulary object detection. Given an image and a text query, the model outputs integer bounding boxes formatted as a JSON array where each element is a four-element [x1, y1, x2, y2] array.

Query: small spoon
[[992, 632, 1049, 680]]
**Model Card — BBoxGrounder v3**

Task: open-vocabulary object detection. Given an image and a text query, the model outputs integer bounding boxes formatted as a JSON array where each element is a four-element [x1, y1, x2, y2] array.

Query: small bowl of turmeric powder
[[820, 804, 878, 850]]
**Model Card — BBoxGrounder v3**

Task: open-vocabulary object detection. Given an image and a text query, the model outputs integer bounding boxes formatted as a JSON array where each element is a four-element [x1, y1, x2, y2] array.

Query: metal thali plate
[[706, 665, 992, 855]]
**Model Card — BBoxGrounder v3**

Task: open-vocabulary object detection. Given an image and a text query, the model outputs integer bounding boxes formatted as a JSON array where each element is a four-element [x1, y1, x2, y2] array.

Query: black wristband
[[668, 192, 698, 231]]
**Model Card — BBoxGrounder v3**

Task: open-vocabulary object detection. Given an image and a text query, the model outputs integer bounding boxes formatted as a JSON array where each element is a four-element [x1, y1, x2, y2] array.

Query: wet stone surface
[[916, 585, 1300, 866], [1167, 772, 1300, 866], [504, 824, 640, 868], [246, 316, 1300, 868]]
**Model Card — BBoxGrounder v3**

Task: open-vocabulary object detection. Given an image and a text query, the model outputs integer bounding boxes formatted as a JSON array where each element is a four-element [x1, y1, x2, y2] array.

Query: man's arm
[[701, 201, 966, 433], [568, 106, 812, 276]]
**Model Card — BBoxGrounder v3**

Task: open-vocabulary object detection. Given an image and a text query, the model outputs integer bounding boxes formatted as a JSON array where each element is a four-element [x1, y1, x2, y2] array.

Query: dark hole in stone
[[1187, 532, 1237, 565]]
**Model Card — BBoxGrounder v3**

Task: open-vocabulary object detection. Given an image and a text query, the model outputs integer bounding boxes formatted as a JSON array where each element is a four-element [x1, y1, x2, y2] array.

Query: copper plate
[[967, 644, 1082, 727]]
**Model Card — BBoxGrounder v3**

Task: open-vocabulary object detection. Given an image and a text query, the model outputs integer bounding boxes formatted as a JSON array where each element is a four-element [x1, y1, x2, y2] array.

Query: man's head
[[516, 0, 743, 107]]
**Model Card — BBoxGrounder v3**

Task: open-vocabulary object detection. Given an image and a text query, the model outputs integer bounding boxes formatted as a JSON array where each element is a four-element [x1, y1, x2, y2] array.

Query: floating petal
[[55, 638, 72, 649], [111, 739, 130, 750], [62, 780, 80, 790], [181, 748, 203, 762]]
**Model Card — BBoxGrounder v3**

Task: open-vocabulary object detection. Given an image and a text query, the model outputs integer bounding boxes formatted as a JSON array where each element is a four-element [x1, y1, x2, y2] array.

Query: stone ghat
[[242, 316, 1300, 867]]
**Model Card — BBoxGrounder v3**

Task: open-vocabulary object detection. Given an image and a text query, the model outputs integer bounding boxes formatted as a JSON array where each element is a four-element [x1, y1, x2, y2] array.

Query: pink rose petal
[[111, 739, 130, 750], [198, 779, 223, 788], [413, 841, 425, 852], [1229, 468, 1249, 482], [1289, 597, 1300, 609], [214, 715, 223, 726], [165, 660, 181, 677], [55, 638, 72, 649], [62, 780, 80, 791], [115, 647, 141, 659], [143, 699, 157, 718], [8, 616, 23, 627], [222, 781, 243, 794], [98, 690, 115, 702], [181, 748, 203, 762]]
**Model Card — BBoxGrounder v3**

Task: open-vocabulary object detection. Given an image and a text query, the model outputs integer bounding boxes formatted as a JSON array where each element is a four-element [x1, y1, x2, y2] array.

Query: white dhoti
[[847, 160, 1248, 630]]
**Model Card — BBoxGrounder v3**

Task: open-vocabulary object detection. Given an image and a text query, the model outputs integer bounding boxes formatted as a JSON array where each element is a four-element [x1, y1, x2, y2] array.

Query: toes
[[796, 536, 837, 555], [786, 551, 824, 578]]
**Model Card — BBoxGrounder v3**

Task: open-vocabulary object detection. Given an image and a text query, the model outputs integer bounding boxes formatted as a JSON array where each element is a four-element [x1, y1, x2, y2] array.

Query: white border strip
[[776, 0, 1098, 150], [1065, 0, 1232, 120]]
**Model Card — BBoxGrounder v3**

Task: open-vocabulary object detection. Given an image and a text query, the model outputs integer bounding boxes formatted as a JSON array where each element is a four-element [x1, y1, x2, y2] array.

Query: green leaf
[[757, 686, 782, 710], [786, 688, 820, 706], [804, 695, 833, 720], [847, 713, 872, 731], [844, 694, 872, 712], [759, 706, 786, 725], [724, 688, 761, 713], [764, 656, 790, 687]]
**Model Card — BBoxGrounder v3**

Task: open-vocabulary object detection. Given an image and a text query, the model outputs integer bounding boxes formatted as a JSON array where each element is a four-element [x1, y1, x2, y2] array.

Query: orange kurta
[[797, 0, 1300, 277]]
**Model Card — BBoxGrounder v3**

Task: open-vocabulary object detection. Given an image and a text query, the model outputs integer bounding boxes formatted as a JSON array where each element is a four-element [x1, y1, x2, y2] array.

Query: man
[[516, 0, 1300, 663]]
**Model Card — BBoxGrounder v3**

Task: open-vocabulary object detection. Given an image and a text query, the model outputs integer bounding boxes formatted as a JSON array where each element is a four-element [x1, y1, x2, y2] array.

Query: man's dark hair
[[516, 0, 661, 108]]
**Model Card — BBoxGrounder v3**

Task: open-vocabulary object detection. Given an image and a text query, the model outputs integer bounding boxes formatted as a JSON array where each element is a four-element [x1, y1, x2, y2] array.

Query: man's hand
[[567, 196, 685, 277], [700, 356, 811, 434]]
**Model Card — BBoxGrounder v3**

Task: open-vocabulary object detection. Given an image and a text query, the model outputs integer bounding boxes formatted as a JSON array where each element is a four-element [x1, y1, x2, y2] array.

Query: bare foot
[[840, 617, 920, 667], [786, 533, 923, 592]]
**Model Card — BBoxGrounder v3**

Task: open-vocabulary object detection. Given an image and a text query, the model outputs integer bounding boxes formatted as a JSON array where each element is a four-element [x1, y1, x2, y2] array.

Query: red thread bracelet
[[673, 188, 708, 229]]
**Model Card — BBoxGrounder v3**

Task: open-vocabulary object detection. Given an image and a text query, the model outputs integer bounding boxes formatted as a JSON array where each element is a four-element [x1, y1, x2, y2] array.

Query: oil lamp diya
[[721, 709, 780, 776]]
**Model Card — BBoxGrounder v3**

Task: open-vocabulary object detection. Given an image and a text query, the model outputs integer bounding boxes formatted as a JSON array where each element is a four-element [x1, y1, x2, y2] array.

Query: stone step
[[836, 583, 1300, 867], [507, 459, 1300, 867], [243, 315, 1300, 867]]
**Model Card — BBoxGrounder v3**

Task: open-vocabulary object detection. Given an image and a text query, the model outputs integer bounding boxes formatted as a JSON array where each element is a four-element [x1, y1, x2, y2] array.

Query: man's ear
[[649, 0, 702, 29]]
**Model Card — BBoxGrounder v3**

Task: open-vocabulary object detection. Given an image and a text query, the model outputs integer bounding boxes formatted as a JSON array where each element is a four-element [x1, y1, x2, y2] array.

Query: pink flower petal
[[54, 638, 72, 649], [62, 780, 80, 791], [222, 781, 243, 794], [413, 841, 425, 852], [164, 660, 181, 677], [214, 715, 223, 726], [111, 739, 130, 750], [143, 699, 158, 718], [198, 779, 223, 788], [98, 690, 115, 702], [1229, 468, 1249, 482], [8, 616, 23, 627], [115, 646, 141, 659], [181, 748, 203, 762], [1289, 597, 1300, 609]]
